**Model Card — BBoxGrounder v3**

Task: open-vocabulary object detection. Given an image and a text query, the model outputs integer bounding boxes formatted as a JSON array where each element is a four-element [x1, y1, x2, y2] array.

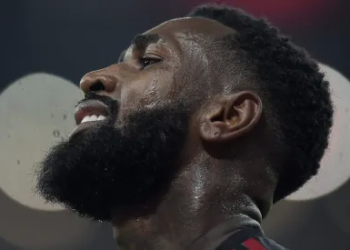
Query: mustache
[[76, 92, 120, 118], [76, 92, 117, 107]]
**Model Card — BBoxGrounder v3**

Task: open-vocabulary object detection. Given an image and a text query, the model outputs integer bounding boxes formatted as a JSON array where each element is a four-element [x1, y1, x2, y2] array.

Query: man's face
[[36, 17, 233, 221]]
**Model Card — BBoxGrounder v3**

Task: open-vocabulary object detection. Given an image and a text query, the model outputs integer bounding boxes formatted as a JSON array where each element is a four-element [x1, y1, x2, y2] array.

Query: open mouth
[[74, 99, 109, 125]]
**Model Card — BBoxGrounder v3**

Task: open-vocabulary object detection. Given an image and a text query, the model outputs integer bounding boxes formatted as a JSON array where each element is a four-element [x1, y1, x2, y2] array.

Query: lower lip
[[69, 121, 102, 138]]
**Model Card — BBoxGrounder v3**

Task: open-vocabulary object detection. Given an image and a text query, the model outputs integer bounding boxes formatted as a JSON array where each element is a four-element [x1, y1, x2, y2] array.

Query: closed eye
[[139, 57, 162, 70]]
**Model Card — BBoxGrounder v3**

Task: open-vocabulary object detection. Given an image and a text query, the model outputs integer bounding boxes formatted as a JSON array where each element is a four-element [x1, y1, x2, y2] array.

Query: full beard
[[36, 94, 191, 221]]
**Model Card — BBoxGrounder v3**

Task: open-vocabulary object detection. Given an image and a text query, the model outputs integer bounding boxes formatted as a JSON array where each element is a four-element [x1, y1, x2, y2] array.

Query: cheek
[[121, 70, 176, 111]]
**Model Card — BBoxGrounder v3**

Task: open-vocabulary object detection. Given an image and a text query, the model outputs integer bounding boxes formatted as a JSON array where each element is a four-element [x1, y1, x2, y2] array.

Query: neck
[[112, 195, 262, 250]]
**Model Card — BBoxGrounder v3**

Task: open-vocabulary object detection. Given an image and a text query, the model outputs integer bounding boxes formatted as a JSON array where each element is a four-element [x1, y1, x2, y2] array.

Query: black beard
[[36, 93, 191, 221]]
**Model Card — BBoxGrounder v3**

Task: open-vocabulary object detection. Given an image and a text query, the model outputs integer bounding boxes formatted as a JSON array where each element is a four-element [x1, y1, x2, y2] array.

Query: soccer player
[[37, 4, 333, 250]]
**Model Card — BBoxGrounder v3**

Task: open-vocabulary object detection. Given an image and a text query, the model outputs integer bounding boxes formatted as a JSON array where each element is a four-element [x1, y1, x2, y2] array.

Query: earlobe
[[199, 91, 262, 143]]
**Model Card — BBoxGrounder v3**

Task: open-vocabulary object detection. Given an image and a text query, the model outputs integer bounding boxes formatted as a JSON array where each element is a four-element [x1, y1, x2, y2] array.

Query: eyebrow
[[131, 34, 160, 49], [118, 34, 161, 62]]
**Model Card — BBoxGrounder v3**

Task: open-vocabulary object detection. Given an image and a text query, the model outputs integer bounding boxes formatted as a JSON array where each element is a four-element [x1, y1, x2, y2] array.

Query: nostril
[[90, 81, 105, 92], [80, 71, 117, 93]]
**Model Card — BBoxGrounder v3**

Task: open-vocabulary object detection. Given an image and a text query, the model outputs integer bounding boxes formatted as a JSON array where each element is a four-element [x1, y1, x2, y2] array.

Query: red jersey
[[215, 227, 288, 250]]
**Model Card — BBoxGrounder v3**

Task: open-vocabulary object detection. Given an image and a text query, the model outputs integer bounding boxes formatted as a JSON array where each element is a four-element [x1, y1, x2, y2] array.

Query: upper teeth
[[81, 115, 106, 124]]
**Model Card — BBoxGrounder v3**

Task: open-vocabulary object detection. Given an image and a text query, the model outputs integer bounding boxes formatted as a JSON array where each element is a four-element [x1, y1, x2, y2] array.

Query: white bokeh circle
[[0, 73, 93, 250], [286, 63, 350, 201], [0, 73, 83, 211]]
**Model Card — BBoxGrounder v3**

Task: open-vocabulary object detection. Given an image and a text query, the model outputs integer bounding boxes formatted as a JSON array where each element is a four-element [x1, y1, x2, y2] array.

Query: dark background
[[1, 1, 350, 249]]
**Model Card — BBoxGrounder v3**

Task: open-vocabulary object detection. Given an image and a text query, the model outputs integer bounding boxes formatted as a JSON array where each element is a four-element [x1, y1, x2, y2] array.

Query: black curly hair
[[188, 4, 333, 202]]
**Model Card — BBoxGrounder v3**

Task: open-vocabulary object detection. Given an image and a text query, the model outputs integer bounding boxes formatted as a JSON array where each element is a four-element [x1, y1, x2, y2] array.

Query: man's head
[[37, 5, 333, 223]]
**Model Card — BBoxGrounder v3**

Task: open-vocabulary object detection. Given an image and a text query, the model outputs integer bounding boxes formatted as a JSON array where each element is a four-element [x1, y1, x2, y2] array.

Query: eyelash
[[139, 57, 162, 70]]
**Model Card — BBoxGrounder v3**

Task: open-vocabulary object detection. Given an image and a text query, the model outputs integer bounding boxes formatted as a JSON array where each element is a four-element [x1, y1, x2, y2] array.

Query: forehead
[[145, 17, 234, 36], [143, 17, 235, 48]]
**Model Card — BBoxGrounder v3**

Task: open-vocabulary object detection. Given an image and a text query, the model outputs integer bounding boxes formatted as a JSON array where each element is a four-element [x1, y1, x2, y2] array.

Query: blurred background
[[1, 0, 350, 249]]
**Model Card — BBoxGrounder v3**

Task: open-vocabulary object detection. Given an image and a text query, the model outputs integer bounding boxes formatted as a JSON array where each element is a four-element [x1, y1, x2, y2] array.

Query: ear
[[199, 91, 262, 143]]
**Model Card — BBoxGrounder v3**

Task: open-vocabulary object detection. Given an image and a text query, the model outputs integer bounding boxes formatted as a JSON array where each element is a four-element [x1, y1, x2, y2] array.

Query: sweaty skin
[[79, 17, 267, 250]]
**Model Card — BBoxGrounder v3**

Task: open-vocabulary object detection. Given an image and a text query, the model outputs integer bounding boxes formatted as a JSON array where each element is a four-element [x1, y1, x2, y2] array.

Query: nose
[[80, 68, 118, 94]]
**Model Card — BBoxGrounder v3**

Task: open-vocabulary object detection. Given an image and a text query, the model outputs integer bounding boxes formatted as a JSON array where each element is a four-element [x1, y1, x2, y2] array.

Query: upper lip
[[74, 99, 109, 125]]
